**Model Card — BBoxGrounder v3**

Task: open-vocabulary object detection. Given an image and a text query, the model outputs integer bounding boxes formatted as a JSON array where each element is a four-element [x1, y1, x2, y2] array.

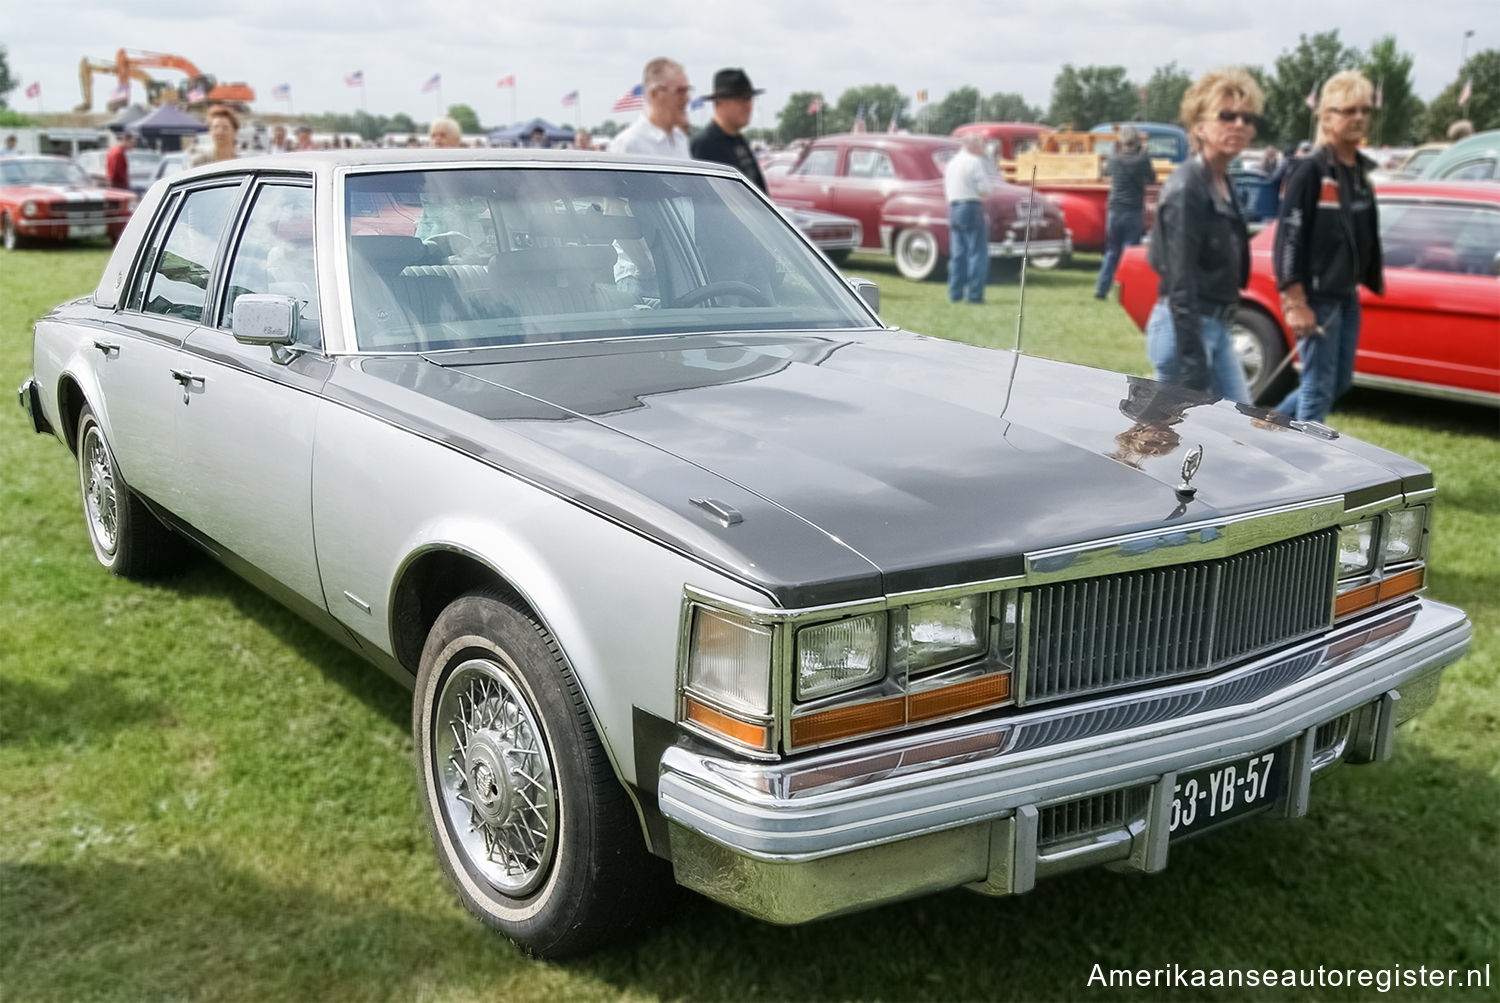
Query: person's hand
[[1284, 300, 1319, 337]]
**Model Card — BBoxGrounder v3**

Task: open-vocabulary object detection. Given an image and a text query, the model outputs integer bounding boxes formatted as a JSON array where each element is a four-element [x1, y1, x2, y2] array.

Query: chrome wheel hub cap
[[435, 659, 557, 895], [83, 428, 118, 553], [1231, 325, 1265, 387]]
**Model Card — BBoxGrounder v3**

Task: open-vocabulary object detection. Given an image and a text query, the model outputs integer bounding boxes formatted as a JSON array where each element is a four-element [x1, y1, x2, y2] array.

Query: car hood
[[2, 182, 130, 201], [349, 331, 1425, 607]]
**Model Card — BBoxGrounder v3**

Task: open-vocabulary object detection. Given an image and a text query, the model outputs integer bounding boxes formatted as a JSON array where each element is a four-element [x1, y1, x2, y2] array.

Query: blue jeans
[[1094, 209, 1144, 297], [1144, 302, 1252, 403], [947, 201, 988, 303], [1275, 293, 1361, 422]]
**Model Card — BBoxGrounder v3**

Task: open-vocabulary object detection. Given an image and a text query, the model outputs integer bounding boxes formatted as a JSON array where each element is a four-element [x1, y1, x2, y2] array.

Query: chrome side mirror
[[847, 277, 880, 314], [231, 294, 298, 348]]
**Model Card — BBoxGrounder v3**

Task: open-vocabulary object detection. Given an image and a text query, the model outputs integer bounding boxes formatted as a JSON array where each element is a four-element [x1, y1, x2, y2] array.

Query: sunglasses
[[1215, 110, 1257, 125], [1329, 105, 1374, 117]]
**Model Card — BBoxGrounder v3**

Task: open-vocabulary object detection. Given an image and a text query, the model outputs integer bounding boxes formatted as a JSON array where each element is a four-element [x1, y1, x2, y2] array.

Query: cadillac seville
[[20, 149, 1470, 957]]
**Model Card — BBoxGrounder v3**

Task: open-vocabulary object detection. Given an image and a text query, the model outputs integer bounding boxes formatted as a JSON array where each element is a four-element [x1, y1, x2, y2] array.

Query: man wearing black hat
[[691, 68, 767, 191]]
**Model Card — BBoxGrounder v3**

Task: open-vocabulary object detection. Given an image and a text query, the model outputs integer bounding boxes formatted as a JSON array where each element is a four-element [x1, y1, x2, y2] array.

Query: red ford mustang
[[1114, 181, 1500, 407], [1, 155, 138, 251]]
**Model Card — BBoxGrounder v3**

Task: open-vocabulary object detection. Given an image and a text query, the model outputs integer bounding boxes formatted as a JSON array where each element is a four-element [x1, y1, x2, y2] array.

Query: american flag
[[561, 90, 579, 106], [851, 99, 866, 132], [1459, 76, 1472, 107], [1304, 80, 1319, 110], [496, 75, 515, 88], [25, 82, 40, 99], [422, 73, 441, 93], [888, 105, 899, 133], [272, 83, 292, 101], [612, 84, 643, 113], [346, 70, 364, 87], [187, 87, 206, 103], [109, 82, 130, 103], [807, 96, 821, 115]]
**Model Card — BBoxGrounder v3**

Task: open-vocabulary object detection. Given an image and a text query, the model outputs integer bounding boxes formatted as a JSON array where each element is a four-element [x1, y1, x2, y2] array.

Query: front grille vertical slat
[[1023, 529, 1338, 705]]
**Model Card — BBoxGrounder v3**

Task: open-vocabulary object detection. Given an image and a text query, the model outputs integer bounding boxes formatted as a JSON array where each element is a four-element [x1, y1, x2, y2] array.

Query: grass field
[[2, 244, 1496, 1002]]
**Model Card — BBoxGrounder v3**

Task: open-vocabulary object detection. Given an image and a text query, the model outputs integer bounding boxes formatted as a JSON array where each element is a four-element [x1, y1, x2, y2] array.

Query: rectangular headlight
[[1383, 507, 1425, 565], [797, 613, 886, 700], [1337, 519, 1377, 582], [904, 595, 987, 675], [687, 608, 772, 716]]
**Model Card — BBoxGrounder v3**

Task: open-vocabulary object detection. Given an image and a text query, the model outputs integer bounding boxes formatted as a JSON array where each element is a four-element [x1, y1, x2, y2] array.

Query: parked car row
[[21, 148, 1471, 956], [1114, 181, 1500, 407]]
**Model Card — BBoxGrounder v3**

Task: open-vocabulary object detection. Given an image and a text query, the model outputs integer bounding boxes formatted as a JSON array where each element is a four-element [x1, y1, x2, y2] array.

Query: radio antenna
[[1014, 164, 1038, 355]]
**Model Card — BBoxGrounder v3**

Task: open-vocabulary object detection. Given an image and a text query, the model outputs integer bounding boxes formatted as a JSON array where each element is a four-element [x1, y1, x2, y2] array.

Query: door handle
[[92, 340, 120, 357], [169, 369, 205, 404]]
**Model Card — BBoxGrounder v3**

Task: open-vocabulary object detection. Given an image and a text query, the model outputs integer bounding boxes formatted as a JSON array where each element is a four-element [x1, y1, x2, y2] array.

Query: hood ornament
[[1176, 444, 1204, 500]]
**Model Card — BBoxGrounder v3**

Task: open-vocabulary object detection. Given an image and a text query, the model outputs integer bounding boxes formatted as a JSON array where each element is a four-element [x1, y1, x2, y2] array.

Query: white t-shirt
[[608, 117, 690, 159], [943, 149, 993, 203]]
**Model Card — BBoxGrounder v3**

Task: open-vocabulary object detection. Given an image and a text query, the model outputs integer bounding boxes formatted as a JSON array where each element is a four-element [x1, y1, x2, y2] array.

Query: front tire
[[1232, 307, 1294, 405], [414, 589, 668, 957], [76, 404, 185, 577], [893, 226, 946, 281]]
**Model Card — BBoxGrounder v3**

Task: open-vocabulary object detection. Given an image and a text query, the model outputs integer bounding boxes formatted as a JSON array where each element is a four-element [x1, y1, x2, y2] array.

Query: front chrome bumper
[[658, 598, 1468, 923], [990, 231, 1072, 259]]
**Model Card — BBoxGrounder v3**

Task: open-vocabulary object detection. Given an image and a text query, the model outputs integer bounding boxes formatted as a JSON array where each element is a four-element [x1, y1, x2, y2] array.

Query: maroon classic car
[[1, 156, 138, 251], [768, 133, 1071, 281], [1114, 181, 1500, 406]]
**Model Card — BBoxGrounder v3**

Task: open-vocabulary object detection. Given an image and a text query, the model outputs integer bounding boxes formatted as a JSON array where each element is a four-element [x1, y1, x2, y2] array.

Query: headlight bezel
[[1333, 502, 1430, 619]]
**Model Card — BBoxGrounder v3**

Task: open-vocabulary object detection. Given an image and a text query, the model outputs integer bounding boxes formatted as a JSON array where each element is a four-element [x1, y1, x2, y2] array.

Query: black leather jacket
[[1273, 145, 1384, 298], [1147, 155, 1249, 392]]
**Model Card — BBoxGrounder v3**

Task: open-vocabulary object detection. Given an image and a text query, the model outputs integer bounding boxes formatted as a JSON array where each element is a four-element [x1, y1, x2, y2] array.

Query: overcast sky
[[2, 1, 1490, 134]]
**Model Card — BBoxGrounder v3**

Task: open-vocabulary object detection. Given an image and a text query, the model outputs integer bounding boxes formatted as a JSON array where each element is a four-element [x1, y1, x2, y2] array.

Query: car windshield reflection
[[344, 168, 873, 352], [1, 159, 93, 187]]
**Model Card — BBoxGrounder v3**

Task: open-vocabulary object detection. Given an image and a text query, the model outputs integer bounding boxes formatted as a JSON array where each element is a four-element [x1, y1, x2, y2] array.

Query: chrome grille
[[1023, 529, 1337, 704], [50, 200, 109, 219], [1038, 786, 1151, 849]]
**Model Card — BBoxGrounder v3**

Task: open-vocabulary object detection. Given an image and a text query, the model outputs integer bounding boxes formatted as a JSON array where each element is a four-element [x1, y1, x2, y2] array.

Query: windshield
[[0, 158, 93, 187], [344, 167, 874, 352]]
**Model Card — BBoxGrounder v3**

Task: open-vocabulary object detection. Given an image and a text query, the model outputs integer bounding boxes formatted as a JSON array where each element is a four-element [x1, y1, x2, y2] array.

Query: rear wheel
[[414, 589, 670, 957], [893, 226, 946, 281], [76, 404, 186, 577], [1232, 307, 1295, 405]]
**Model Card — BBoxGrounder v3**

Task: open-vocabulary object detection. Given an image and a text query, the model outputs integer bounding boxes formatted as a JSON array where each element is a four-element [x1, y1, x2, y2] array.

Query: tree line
[[772, 32, 1497, 147]]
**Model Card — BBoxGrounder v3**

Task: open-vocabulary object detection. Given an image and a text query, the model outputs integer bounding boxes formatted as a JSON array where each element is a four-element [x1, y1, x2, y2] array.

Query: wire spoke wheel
[[435, 657, 557, 896], [81, 424, 120, 556]]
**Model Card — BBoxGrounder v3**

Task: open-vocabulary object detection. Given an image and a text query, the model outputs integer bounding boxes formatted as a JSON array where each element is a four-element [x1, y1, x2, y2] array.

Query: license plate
[[1169, 745, 1288, 839], [70, 224, 106, 239]]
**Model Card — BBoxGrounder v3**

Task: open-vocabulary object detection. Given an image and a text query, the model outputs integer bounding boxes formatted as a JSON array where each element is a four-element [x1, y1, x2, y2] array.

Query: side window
[[221, 185, 320, 345], [1439, 157, 1498, 181], [141, 186, 239, 322], [1381, 203, 1500, 276], [847, 150, 894, 179], [794, 149, 839, 177]]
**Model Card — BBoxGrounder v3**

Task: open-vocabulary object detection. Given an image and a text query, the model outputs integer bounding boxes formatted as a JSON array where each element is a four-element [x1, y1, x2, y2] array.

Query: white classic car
[[20, 149, 1470, 957]]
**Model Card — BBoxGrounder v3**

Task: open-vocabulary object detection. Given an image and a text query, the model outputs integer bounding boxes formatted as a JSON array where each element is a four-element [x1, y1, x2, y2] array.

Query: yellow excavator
[[76, 58, 170, 113]]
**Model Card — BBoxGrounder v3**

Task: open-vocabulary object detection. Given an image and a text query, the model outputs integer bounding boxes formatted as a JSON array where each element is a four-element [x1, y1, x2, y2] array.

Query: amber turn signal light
[[685, 696, 772, 751], [1334, 566, 1425, 619]]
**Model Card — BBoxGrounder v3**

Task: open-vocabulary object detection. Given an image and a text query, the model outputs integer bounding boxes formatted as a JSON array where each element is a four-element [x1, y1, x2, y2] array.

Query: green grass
[[2, 246, 1496, 1001]]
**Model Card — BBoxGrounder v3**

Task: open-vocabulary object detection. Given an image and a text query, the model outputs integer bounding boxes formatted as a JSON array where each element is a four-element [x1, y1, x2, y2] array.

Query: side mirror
[[847, 277, 880, 314], [231, 294, 298, 348]]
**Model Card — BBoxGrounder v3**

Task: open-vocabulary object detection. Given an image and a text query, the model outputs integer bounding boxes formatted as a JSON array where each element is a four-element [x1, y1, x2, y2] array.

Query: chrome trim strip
[[658, 598, 1468, 860], [1350, 370, 1500, 407]]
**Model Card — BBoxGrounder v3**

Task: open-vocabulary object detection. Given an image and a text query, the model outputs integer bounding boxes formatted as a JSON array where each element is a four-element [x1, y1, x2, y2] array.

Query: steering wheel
[[668, 280, 771, 308]]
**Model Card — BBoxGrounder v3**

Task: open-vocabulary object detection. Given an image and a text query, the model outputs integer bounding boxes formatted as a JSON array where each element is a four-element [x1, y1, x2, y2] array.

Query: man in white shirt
[[608, 58, 692, 158], [943, 133, 993, 304]]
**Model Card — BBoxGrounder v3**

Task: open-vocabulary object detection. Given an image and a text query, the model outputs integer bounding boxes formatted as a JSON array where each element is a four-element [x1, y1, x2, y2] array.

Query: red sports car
[[769, 133, 1070, 281], [1114, 181, 1500, 406], [1, 155, 138, 251]]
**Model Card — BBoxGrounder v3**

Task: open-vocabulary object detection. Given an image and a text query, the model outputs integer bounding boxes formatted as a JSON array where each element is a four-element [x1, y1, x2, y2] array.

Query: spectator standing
[[1272, 70, 1384, 422], [1142, 67, 1263, 401], [295, 125, 315, 151], [190, 105, 240, 166], [574, 129, 593, 151], [942, 132, 992, 304], [105, 131, 134, 191], [691, 68, 767, 191], [1, 135, 18, 157], [608, 58, 692, 158], [529, 125, 549, 148], [269, 125, 290, 154], [1093, 124, 1154, 300], [1447, 119, 1474, 141]]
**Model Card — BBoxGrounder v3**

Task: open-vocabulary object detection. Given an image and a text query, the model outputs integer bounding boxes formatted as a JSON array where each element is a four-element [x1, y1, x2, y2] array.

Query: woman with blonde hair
[[1272, 70, 1384, 422], [1143, 67, 1262, 400]]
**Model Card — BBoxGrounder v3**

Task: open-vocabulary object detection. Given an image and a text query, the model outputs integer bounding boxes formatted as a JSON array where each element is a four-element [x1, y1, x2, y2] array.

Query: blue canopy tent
[[126, 104, 208, 152], [486, 118, 575, 148]]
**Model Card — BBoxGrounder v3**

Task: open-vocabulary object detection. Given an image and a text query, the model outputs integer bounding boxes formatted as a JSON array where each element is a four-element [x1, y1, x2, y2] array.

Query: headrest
[[351, 234, 427, 267], [490, 243, 617, 276], [527, 211, 643, 242]]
